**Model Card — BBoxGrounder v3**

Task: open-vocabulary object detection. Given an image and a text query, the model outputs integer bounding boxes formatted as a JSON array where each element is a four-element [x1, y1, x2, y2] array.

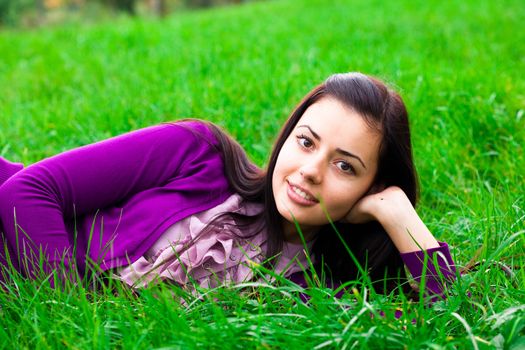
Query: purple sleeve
[[288, 242, 457, 302], [0, 121, 214, 276], [400, 241, 457, 299], [0, 158, 24, 186]]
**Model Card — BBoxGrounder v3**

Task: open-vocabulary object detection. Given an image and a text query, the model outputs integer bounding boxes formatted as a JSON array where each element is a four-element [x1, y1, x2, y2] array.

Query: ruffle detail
[[117, 194, 313, 289]]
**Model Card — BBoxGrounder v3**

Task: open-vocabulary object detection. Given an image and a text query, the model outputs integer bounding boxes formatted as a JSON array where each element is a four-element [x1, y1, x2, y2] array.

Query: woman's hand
[[344, 186, 440, 254], [344, 186, 409, 224]]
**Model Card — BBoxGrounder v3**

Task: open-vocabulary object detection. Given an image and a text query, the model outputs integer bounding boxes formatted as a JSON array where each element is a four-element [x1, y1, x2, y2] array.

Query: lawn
[[0, 0, 524, 348]]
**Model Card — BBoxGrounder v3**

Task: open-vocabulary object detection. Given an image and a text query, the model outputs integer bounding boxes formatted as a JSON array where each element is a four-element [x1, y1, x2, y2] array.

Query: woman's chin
[[279, 211, 322, 231]]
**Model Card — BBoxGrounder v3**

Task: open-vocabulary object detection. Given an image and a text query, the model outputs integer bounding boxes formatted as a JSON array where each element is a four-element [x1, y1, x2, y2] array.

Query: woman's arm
[[345, 186, 439, 253], [345, 186, 456, 298], [0, 121, 224, 278], [0, 122, 215, 219], [288, 187, 458, 300]]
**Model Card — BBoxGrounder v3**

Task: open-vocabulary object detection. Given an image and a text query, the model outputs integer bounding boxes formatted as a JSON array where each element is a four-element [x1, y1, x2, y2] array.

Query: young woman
[[0, 73, 456, 298]]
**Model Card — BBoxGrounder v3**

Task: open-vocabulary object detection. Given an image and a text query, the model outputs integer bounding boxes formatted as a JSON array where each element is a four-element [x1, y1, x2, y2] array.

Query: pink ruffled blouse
[[117, 194, 313, 288]]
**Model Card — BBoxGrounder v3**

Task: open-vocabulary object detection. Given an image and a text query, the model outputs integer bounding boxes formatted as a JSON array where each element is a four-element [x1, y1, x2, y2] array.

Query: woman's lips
[[286, 181, 319, 206]]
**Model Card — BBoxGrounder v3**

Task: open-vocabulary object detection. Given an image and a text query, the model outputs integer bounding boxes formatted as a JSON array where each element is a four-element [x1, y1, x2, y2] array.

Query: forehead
[[296, 97, 381, 161]]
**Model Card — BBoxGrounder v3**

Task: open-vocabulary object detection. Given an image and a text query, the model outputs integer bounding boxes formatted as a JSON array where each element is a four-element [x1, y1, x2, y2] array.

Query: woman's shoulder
[[161, 119, 225, 148]]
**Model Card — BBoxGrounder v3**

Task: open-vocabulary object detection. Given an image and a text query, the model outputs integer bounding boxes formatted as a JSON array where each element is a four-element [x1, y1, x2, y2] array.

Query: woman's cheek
[[326, 186, 360, 218]]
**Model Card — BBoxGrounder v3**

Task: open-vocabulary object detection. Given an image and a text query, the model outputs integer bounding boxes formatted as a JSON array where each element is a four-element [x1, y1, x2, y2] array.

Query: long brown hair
[[182, 72, 418, 293]]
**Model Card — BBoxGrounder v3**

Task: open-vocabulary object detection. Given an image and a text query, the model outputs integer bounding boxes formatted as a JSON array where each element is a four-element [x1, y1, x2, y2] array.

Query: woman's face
[[272, 97, 382, 240]]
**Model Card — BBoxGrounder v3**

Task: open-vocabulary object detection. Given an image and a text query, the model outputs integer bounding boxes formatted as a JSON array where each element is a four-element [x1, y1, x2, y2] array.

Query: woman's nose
[[299, 161, 323, 184]]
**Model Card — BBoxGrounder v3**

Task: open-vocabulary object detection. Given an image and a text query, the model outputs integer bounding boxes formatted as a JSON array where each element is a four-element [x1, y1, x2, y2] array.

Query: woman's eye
[[336, 161, 355, 174], [296, 135, 313, 148]]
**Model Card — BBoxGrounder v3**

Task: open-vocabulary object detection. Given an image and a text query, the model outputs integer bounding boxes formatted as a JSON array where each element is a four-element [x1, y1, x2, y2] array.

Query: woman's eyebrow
[[297, 124, 367, 169], [298, 124, 321, 141]]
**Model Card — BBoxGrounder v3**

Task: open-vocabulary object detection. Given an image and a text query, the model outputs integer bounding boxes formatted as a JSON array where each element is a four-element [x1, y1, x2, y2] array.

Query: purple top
[[0, 121, 457, 297], [0, 121, 232, 277]]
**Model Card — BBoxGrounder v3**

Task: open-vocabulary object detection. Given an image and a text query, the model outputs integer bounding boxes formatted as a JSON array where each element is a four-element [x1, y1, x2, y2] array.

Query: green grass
[[0, 0, 524, 348]]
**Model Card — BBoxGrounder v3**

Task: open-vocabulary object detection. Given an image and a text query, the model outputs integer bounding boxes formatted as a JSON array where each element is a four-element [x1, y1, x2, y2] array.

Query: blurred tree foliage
[[104, 0, 136, 14], [0, 0, 254, 26], [0, 0, 35, 25], [99, 0, 251, 15]]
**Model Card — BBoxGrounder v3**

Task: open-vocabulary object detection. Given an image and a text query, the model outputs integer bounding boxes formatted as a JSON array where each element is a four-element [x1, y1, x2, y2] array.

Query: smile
[[286, 181, 319, 205]]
